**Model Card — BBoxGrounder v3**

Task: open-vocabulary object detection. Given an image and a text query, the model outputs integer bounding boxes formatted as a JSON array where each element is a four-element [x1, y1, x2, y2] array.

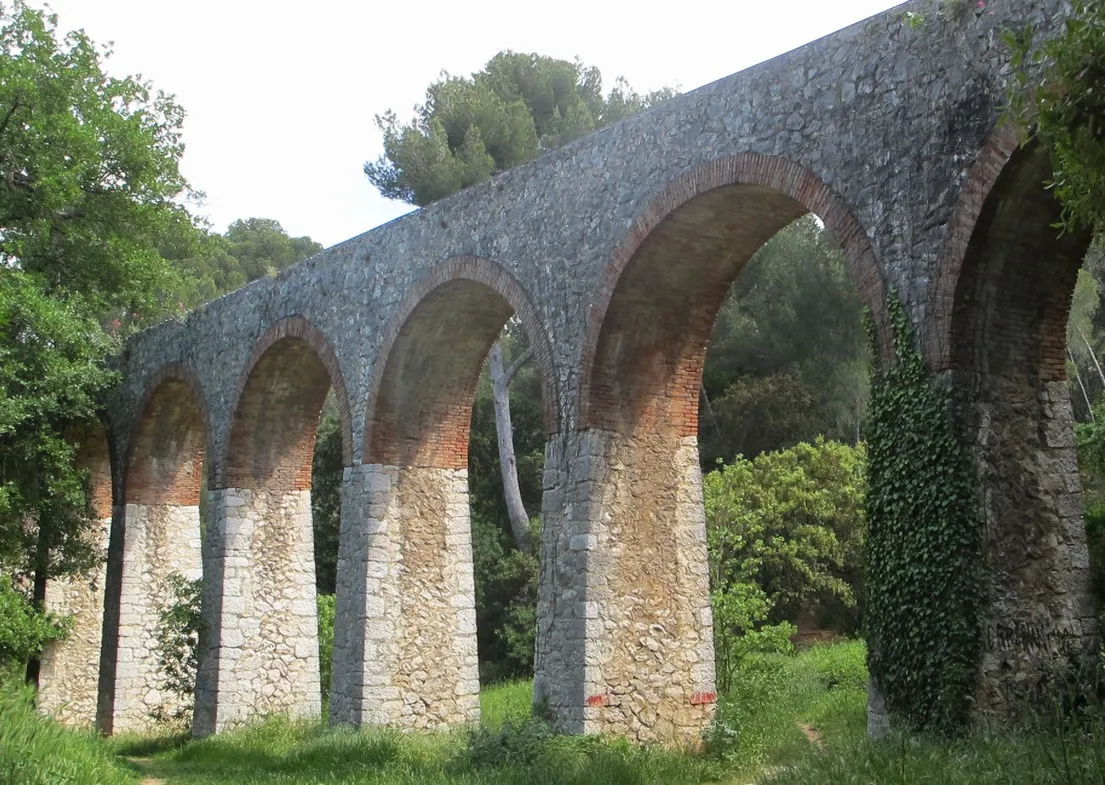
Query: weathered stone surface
[[66, 0, 1098, 743], [37, 517, 110, 727], [330, 464, 479, 729], [39, 427, 112, 727], [535, 431, 714, 744], [194, 487, 321, 735], [112, 503, 202, 733]]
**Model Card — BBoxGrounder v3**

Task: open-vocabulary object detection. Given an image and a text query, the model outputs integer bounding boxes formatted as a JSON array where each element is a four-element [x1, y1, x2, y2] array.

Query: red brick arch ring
[[362, 254, 559, 468], [576, 152, 889, 430], [124, 361, 216, 502], [925, 124, 1021, 370], [216, 315, 354, 488]]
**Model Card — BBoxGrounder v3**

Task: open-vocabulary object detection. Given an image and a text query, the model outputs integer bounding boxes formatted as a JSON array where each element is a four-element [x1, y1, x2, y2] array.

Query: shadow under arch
[[195, 315, 352, 736], [363, 254, 559, 466], [578, 152, 887, 433], [98, 362, 211, 735], [542, 153, 886, 745], [929, 131, 1098, 719], [329, 255, 558, 730]]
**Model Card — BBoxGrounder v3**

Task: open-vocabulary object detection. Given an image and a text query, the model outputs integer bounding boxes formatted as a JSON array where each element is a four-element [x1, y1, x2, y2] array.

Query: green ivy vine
[[864, 295, 984, 731]]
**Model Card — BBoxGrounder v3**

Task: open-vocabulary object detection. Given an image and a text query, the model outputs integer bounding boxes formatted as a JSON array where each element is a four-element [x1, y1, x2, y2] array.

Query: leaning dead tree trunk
[[1079, 327, 1105, 391], [1071, 346, 1096, 422], [490, 340, 535, 552]]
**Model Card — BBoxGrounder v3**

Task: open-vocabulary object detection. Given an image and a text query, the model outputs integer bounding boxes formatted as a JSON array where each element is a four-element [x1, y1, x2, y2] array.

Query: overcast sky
[[43, 0, 902, 248]]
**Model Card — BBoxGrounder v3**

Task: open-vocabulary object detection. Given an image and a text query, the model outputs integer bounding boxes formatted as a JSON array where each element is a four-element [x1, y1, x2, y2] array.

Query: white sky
[[43, 0, 902, 247]]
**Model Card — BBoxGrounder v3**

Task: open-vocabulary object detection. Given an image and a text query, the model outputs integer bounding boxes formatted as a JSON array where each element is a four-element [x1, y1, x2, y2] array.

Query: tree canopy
[[0, 2, 194, 602], [365, 51, 676, 206]]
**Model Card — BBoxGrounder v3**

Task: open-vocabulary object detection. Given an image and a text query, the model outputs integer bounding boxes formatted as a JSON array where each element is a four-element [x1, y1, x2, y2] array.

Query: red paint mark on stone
[[691, 691, 717, 705], [586, 694, 609, 707]]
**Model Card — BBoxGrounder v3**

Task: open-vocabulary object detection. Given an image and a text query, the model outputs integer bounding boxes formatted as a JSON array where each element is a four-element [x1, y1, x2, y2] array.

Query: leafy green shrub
[[317, 593, 335, 703], [1006, 0, 1105, 234], [0, 574, 66, 674], [152, 572, 203, 724], [464, 716, 557, 769], [0, 682, 134, 784], [1085, 501, 1105, 607], [704, 438, 865, 691], [471, 516, 538, 682]]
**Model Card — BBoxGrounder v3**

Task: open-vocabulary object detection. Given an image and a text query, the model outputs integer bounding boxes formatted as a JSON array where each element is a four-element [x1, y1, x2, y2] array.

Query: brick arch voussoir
[[926, 124, 1021, 371], [577, 153, 888, 430], [362, 254, 560, 463], [124, 362, 214, 497], [64, 418, 117, 520], [218, 315, 354, 487]]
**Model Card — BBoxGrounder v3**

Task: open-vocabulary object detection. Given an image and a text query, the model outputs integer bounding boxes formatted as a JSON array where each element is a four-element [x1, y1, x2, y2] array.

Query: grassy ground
[[9, 642, 1105, 784], [0, 682, 135, 785]]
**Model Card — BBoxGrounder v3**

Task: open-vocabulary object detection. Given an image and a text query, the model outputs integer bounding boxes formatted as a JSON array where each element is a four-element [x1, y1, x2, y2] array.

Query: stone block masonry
[[37, 517, 110, 726], [330, 464, 479, 729], [112, 503, 202, 733], [194, 487, 321, 735], [535, 430, 715, 745]]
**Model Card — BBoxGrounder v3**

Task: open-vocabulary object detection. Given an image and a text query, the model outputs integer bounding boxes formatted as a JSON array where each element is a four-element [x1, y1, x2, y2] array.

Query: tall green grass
[[0, 683, 136, 785], [770, 725, 1105, 784], [14, 640, 1104, 785]]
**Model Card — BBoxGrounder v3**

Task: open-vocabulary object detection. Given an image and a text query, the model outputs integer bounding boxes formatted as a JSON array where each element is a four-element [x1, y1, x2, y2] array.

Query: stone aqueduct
[[35, 0, 1099, 744]]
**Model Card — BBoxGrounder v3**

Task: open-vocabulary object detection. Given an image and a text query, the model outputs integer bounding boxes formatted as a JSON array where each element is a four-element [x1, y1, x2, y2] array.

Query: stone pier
[[193, 487, 321, 736], [535, 430, 715, 745], [330, 464, 479, 729]]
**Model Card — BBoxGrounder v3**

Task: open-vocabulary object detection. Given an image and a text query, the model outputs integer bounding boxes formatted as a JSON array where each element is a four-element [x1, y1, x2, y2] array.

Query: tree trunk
[[700, 381, 724, 444], [1071, 346, 1096, 422], [1079, 327, 1105, 391], [25, 520, 49, 688], [490, 340, 533, 552]]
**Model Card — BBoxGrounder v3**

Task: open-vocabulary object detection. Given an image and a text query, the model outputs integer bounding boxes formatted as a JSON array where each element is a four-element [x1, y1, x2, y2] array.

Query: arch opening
[[332, 264, 555, 730], [104, 372, 207, 735], [946, 140, 1099, 718], [557, 159, 882, 745], [195, 322, 351, 736]]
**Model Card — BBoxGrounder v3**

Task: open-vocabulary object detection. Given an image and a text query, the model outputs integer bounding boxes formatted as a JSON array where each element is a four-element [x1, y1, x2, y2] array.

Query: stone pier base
[[535, 429, 716, 746], [193, 487, 321, 736], [330, 464, 479, 729], [38, 518, 110, 726], [971, 380, 1099, 718], [107, 503, 202, 734]]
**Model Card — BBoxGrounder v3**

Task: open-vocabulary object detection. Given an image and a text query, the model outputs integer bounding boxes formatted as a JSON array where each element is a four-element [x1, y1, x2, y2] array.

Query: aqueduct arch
[[194, 317, 352, 736], [930, 132, 1098, 718], [533, 155, 886, 744], [98, 365, 209, 734], [330, 256, 557, 729]]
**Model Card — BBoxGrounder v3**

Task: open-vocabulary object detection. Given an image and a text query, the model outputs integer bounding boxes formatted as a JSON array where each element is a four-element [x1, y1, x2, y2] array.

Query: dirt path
[[798, 722, 823, 748], [124, 756, 165, 785]]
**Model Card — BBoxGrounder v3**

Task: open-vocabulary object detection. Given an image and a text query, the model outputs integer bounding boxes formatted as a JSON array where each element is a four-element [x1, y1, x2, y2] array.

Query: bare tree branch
[[503, 345, 534, 386]]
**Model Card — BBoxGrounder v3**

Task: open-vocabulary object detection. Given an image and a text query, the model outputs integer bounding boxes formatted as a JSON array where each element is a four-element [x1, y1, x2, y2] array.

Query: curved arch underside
[[539, 176, 881, 744], [335, 275, 530, 729], [223, 337, 334, 490], [950, 144, 1098, 715], [367, 278, 516, 468], [587, 183, 807, 435], [196, 334, 334, 735]]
